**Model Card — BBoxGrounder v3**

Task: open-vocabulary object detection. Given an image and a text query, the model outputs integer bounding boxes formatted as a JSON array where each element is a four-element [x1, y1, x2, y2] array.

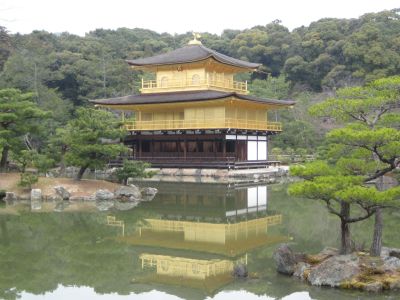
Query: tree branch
[[325, 199, 342, 217], [347, 207, 375, 223]]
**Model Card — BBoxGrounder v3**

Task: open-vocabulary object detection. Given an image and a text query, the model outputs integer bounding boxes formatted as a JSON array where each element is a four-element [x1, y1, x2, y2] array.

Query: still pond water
[[1, 181, 399, 300]]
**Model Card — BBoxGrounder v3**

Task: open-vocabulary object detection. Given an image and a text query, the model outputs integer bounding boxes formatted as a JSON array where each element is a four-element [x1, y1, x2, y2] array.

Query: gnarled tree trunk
[[340, 202, 352, 254], [370, 207, 383, 256], [0, 145, 9, 172], [75, 165, 88, 181]]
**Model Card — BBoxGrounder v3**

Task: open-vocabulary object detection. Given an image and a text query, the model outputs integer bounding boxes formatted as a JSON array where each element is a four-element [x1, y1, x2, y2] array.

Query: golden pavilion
[[91, 35, 294, 168]]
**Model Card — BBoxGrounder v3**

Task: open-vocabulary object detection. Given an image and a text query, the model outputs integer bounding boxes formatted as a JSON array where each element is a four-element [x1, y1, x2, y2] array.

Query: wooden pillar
[[138, 140, 142, 159], [235, 139, 238, 161], [213, 139, 217, 158], [151, 139, 154, 159], [183, 138, 187, 160], [223, 140, 226, 158]]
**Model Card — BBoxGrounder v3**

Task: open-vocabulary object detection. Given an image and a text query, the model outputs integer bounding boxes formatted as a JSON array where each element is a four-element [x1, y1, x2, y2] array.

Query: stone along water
[[0, 182, 399, 300]]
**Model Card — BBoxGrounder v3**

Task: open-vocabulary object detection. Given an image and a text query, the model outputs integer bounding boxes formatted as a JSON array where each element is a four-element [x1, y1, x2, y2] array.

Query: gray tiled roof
[[126, 45, 260, 69], [90, 90, 295, 106]]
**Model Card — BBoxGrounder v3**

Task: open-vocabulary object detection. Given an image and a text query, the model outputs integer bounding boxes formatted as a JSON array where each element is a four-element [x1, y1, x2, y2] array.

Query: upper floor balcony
[[123, 118, 282, 132], [140, 77, 248, 94]]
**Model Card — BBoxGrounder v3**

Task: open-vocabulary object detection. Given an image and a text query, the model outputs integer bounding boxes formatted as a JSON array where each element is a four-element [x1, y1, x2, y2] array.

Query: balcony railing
[[123, 118, 282, 132], [141, 77, 248, 94]]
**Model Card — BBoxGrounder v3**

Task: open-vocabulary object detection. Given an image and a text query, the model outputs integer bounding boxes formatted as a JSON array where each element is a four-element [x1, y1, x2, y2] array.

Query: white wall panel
[[257, 141, 267, 160], [247, 141, 257, 160]]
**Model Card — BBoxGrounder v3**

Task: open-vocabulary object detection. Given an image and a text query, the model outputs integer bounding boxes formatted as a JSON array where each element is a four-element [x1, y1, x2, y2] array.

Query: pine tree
[[62, 107, 127, 180]]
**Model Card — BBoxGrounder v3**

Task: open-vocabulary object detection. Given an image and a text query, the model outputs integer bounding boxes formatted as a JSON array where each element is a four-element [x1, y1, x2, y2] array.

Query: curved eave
[[127, 56, 260, 72], [90, 91, 295, 110]]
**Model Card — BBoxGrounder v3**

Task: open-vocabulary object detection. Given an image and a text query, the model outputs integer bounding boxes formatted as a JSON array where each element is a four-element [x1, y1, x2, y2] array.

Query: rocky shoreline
[[4, 184, 158, 212], [273, 244, 400, 292]]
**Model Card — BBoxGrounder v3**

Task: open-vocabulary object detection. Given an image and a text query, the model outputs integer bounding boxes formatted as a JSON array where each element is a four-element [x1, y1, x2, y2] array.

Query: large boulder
[[273, 244, 299, 275], [54, 186, 71, 200], [381, 247, 400, 259], [30, 189, 42, 210], [114, 185, 141, 201], [308, 254, 361, 287], [95, 189, 114, 201], [293, 262, 311, 280], [382, 256, 400, 272]]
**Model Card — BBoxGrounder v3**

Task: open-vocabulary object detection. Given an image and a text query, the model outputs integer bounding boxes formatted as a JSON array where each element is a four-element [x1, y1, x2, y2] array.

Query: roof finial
[[188, 32, 202, 45]]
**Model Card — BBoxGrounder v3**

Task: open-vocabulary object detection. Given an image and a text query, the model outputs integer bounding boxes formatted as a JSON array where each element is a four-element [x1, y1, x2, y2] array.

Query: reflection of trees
[[0, 212, 144, 299]]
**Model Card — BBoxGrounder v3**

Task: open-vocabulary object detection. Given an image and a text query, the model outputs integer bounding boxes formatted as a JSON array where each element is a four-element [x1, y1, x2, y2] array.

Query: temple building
[[91, 35, 294, 168]]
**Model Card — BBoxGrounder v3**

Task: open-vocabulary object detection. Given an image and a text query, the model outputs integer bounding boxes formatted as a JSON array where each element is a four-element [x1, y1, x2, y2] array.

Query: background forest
[[0, 8, 399, 165]]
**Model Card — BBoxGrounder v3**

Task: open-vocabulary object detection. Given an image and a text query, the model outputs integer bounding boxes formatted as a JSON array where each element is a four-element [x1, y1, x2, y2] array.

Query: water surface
[[1, 181, 399, 300]]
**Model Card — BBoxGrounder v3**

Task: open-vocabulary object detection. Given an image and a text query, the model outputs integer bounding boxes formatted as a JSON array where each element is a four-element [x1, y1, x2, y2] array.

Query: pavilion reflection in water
[[108, 182, 287, 293]]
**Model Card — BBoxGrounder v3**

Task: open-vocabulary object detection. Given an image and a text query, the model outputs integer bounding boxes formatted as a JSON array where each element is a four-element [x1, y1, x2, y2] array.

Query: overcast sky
[[1, 0, 399, 36]]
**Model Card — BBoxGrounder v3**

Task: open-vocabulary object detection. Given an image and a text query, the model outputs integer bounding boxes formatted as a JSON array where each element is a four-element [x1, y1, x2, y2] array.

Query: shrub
[[18, 173, 38, 189], [115, 160, 156, 185]]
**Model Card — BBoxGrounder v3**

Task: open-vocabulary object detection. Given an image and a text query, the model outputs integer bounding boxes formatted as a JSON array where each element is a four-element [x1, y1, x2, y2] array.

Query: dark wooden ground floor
[[118, 132, 279, 169]]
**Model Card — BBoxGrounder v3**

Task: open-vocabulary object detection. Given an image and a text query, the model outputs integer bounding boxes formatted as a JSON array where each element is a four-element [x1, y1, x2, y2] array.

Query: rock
[[273, 244, 298, 275], [381, 247, 400, 259], [363, 282, 383, 292], [308, 254, 360, 287], [54, 186, 71, 200], [95, 189, 115, 201], [382, 256, 400, 272], [96, 200, 114, 211], [5, 192, 17, 203], [115, 201, 139, 211], [293, 262, 311, 280], [30, 189, 42, 210], [114, 185, 141, 201], [307, 247, 339, 264], [232, 263, 248, 278], [69, 195, 84, 201]]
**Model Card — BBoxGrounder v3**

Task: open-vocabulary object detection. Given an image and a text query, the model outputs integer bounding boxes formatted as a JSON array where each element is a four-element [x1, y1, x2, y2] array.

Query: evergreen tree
[[0, 89, 49, 171], [62, 107, 127, 180], [289, 76, 400, 255]]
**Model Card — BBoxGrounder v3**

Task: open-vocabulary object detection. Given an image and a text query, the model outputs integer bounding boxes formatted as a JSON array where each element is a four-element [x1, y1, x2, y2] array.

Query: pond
[[0, 181, 399, 300]]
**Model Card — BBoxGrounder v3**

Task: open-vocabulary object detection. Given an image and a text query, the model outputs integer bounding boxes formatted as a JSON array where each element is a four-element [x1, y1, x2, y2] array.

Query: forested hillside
[[0, 8, 399, 166]]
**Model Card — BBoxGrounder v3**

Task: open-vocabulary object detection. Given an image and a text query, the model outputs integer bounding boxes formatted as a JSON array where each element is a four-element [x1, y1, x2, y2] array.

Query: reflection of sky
[[226, 186, 267, 216], [20, 285, 312, 300]]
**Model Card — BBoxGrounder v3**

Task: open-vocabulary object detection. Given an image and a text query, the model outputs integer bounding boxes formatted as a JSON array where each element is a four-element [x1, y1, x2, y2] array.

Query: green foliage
[[62, 107, 128, 177], [32, 153, 55, 174], [115, 160, 156, 184], [249, 75, 290, 99], [18, 172, 38, 189], [289, 76, 400, 254], [0, 89, 50, 170], [290, 160, 337, 180]]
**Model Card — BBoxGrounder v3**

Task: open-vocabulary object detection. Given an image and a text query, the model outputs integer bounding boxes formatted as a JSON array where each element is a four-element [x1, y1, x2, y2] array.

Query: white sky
[[1, 0, 399, 36]]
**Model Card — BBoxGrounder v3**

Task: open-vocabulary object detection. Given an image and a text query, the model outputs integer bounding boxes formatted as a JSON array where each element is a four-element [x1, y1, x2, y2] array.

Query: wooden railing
[[124, 118, 282, 131], [141, 77, 247, 94]]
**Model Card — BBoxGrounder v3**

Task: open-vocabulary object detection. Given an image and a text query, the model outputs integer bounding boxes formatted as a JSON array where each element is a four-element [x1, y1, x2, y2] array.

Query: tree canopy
[[61, 107, 127, 180], [289, 76, 400, 255]]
